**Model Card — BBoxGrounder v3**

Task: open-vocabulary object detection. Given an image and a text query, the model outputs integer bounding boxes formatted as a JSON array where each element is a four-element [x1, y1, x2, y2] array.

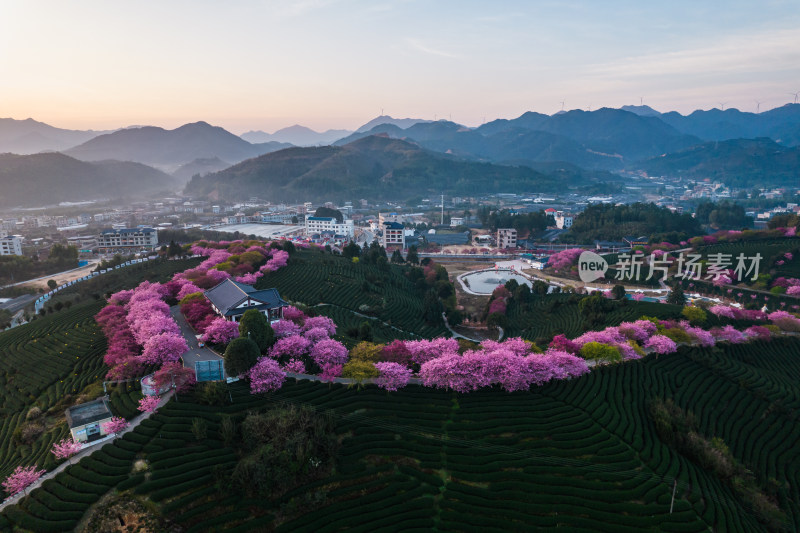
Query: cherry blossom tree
[[711, 325, 746, 344], [405, 338, 459, 365], [548, 334, 580, 354], [141, 333, 188, 365], [380, 340, 412, 365], [744, 325, 772, 341], [177, 282, 203, 300], [283, 359, 306, 373], [137, 396, 161, 413], [282, 306, 308, 324], [269, 334, 311, 360], [102, 417, 129, 435], [643, 335, 677, 354], [304, 326, 331, 343], [272, 319, 302, 338], [303, 316, 337, 336], [320, 364, 343, 381], [310, 338, 349, 368], [374, 362, 412, 391], [248, 357, 286, 393], [201, 317, 240, 345], [51, 438, 82, 460], [153, 361, 196, 392], [2, 465, 45, 496]]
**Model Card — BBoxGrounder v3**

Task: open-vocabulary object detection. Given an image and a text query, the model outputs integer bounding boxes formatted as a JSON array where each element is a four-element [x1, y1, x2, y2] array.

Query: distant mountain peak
[[355, 115, 431, 133], [620, 105, 661, 117]]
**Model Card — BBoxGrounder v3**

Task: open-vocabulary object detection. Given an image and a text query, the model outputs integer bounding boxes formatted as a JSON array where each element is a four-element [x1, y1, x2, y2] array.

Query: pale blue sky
[[1, 0, 798, 132]]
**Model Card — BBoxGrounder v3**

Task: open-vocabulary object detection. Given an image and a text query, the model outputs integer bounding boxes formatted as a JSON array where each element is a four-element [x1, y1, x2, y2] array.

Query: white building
[[497, 228, 517, 248], [305, 217, 355, 238], [98, 228, 158, 252], [0, 235, 23, 256], [554, 211, 574, 229], [382, 222, 405, 248]]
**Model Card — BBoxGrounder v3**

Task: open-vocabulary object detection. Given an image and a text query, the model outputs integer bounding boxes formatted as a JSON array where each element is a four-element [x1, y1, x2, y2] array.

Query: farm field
[[0, 258, 202, 482], [4, 337, 798, 532], [256, 249, 449, 340]]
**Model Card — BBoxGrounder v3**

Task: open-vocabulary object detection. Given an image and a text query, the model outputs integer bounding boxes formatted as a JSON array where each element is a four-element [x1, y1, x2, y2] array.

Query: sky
[[1, 0, 799, 134]]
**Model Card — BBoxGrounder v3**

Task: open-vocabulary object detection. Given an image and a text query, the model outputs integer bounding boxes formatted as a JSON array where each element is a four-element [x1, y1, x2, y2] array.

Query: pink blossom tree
[[310, 338, 349, 368], [283, 359, 306, 373], [200, 317, 240, 345], [51, 438, 82, 460], [272, 319, 302, 338], [102, 417, 129, 435], [320, 364, 343, 381], [269, 334, 311, 360], [282, 306, 308, 324], [405, 338, 460, 365], [644, 335, 678, 354], [137, 396, 161, 413], [248, 357, 286, 393], [2, 465, 45, 496], [141, 333, 188, 365], [380, 340, 412, 365], [548, 334, 580, 354], [304, 326, 331, 343], [374, 362, 413, 391], [153, 361, 196, 392], [303, 316, 337, 336], [711, 325, 746, 343]]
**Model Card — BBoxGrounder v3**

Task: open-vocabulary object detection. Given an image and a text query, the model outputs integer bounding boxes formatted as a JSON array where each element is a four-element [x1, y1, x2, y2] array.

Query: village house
[[204, 278, 288, 323], [65, 398, 114, 443]]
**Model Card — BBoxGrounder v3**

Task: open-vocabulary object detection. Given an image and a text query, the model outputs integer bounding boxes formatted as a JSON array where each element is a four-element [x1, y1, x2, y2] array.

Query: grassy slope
[[4, 338, 798, 531]]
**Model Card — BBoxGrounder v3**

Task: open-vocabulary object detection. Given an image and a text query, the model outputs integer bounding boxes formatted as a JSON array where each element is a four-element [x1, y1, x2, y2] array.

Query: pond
[[461, 269, 534, 294]]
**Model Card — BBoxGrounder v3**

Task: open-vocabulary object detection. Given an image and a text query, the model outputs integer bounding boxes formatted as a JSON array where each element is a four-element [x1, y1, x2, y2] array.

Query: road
[[0, 260, 99, 290], [0, 293, 38, 314], [170, 306, 226, 371]]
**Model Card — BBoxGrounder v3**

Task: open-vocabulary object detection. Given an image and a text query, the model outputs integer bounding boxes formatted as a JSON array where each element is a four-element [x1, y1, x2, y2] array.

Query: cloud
[[585, 28, 800, 80], [406, 38, 460, 59]]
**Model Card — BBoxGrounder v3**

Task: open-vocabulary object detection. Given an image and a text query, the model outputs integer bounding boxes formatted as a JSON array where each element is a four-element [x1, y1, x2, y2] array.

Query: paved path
[[0, 391, 173, 512], [170, 306, 225, 369], [0, 294, 38, 314]]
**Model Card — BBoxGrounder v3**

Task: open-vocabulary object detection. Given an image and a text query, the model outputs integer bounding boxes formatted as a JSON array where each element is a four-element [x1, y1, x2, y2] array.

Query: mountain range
[[64, 122, 291, 171], [241, 125, 352, 147], [638, 138, 800, 187], [184, 135, 579, 203], [1, 104, 799, 207], [0, 118, 112, 154], [0, 152, 176, 207]]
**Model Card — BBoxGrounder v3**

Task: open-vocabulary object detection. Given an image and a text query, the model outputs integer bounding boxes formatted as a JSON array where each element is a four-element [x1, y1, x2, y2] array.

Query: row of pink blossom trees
[[98, 281, 188, 379]]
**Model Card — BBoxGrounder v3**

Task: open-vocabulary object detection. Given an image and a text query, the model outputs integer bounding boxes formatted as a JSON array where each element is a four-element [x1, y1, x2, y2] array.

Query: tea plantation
[[0, 258, 201, 481], [256, 249, 449, 340], [4, 337, 798, 532]]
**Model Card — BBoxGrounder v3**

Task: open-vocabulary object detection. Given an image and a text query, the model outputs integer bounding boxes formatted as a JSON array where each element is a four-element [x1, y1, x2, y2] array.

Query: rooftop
[[65, 398, 113, 428], [204, 278, 287, 316], [101, 228, 156, 234]]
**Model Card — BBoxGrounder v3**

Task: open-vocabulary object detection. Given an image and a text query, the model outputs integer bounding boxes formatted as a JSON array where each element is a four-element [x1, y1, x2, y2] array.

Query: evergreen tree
[[391, 249, 405, 263], [343, 241, 361, 259], [238, 309, 275, 353], [224, 337, 261, 377], [611, 284, 626, 300], [666, 284, 687, 306], [406, 245, 419, 265], [422, 289, 443, 325]]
